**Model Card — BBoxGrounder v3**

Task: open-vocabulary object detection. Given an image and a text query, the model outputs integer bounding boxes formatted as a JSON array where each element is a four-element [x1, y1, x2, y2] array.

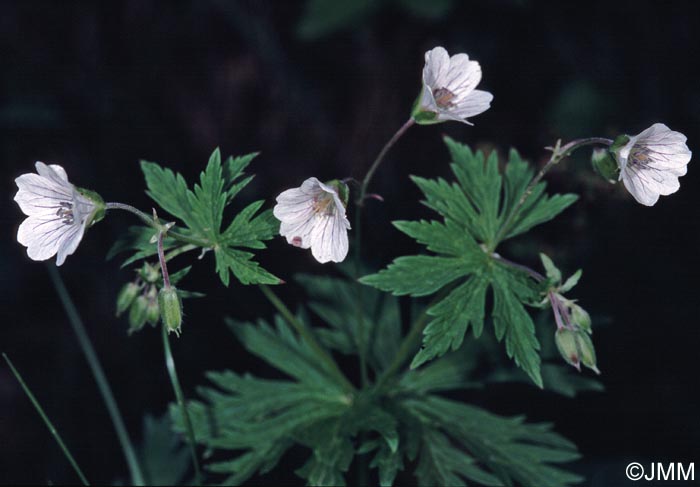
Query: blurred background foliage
[[1, 0, 699, 484]]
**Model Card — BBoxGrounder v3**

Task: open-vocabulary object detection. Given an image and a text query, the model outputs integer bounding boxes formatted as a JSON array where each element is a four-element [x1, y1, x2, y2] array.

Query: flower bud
[[128, 295, 149, 334], [146, 298, 160, 326], [116, 282, 140, 317], [555, 328, 580, 370], [139, 263, 161, 284], [576, 331, 600, 374], [590, 148, 619, 183], [158, 287, 182, 335], [571, 304, 592, 334]]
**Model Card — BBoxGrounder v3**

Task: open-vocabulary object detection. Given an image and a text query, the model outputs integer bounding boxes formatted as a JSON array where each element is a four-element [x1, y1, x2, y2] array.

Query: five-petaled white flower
[[615, 123, 692, 206], [14, 162, 105, 265], [412, 46, 493, 125], [273, 177, 351, 264]]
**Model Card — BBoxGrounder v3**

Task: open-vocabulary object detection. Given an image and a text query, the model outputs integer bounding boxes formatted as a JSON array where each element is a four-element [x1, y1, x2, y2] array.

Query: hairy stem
[[491, 253, 545, 282], [373, 306, 432, 391], [357, 118, 415, 205], [162, 325, 201, 484], [3, 353, 90, 486], [47, 266, 145, 485], [352, 118, 416, 386], [492, 137, 613, 249], [259, 285, 356, 393], [354, 208, 369, 387], [157, 231, 171, 289], [105, 202, 209, 247]]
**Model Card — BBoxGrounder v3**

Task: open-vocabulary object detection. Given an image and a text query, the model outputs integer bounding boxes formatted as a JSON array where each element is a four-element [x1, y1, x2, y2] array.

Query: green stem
[[357, 118, 415, 205], [491, 137, 613, 250], [105, 202, 210, 248], [164, 244, 197, 262], [374, 285, 456, 391], [352, 118, 416, 386], [3, 353, 90, 486], [47, 266, 145, 485], [353, 208, 369, 387], [374, 306, 432, 391], [162, 324, 202, 484], [259, 285, 356, 393]]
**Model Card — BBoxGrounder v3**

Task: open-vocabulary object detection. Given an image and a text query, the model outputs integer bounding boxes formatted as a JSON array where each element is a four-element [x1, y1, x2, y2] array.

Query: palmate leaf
[[405, 395, 584, 487], [138, 413, 189, 486], [115, 148, 280, 286], [295, 268, 401, 372], [174, 313, 583, 486], [361, 138, 578, 387]]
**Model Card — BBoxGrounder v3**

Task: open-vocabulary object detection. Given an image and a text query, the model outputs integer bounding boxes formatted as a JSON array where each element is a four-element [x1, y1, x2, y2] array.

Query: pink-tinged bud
[[555, 329, 580, 370]]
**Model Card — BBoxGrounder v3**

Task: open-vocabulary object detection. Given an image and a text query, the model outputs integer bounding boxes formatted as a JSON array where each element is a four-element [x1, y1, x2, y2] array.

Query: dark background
[[1, 1, 699, 485]]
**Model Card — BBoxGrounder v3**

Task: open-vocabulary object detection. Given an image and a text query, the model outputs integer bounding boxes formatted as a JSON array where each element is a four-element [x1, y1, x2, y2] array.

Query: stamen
[[55, 201, 75, 225], [433, 87, 456, 108], [312, 193, 336, 216]]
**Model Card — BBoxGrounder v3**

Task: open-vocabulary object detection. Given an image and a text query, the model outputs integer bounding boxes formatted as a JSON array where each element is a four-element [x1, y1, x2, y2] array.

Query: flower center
[[312, 192, 336, 216], [433, 87, 456, 108], [629, 146, 652, 168], [56, 201, 75, 225]]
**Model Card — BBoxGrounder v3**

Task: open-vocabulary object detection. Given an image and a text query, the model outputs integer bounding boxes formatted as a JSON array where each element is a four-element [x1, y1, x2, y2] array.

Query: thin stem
[[164, 244, 197, 262], [157, 231, 171, 288], [373, 305, 432, 391], [105, 202, 209, 248], [162, 324, 202, 484], [105, 202, 155, 226], [358, 118, 415, 205], [353, 208, 369, 387], [47, 266, 145, 485], [492, 137, 613, 249], [491, 253, 545, 282], [352, 118, 416, 386], [259, 284, 356, 393], [3, 353, 90, 486]]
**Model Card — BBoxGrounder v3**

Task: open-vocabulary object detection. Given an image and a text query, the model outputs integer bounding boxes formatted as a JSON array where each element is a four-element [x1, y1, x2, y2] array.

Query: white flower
[[14, 162, 104, 265], [616, 123, 692, 206], [412, 46, 493, 125], [273, 177, 351, 264]]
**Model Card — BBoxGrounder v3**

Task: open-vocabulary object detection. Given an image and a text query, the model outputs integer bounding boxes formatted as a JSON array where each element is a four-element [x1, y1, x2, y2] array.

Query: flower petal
[[444, 55, 481, 98], [14, 173, 73, 216], [423, 46, 451, 88], [447, 89, 494, 121], [17, 215, 78, 263]]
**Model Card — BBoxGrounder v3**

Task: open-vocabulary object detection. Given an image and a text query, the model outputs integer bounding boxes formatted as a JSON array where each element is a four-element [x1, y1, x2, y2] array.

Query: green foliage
[[361, 139, 579, 386], [296, 0, 454, 40], [295, 268, 401, 372], [138, 413, 189, 485], [172, 309, 583, 486], [112, 149, 280, 286]]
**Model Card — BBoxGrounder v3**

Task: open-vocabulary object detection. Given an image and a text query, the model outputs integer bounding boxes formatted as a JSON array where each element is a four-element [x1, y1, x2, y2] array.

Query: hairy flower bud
[[146, 297, 160, 326], [139, 263, 161, 284], [590, 148, 619, 183], [128, 295, 149, 334], [116, 282, 140, 317], [159, 287, 182, 335], [571, 304, 592, 334], [576, 331, 600, 374], [555, 329, 580, 370]]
